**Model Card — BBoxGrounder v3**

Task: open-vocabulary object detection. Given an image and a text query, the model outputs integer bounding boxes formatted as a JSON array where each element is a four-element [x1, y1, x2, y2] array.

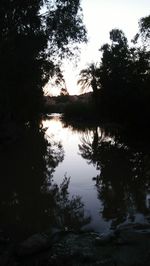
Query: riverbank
[[1, 223, 150, 266]]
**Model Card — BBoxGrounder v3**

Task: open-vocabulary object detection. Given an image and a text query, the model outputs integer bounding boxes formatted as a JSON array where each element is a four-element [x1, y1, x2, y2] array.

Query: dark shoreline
[[1, 222, 150, 266]]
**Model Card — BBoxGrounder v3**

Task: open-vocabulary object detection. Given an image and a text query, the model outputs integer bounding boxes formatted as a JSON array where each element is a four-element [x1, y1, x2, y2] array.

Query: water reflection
[[1, 115, 150, 240], [79, 125, 150, 229], [0, 125, 90, 240]]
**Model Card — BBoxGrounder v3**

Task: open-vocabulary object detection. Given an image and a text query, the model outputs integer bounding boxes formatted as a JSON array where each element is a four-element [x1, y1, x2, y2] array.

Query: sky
[[46, 0, 150, 96]]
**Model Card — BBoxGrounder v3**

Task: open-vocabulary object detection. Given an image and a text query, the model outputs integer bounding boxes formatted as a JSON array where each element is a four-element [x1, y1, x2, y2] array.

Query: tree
[[77, 63, 100, 99], [137, 15, 150, 46], [100, 29, 130, 89], [98, 29, 132, 120], [0, 0, 87, 124], [98, 28, 150, 123]]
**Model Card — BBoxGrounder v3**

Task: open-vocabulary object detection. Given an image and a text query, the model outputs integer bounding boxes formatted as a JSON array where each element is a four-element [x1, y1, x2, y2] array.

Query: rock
[[50, 227, 62, 235], [115, 222, 150, 245], [95, 232, 115, 246], [0, 237, 10, 244], [116, 222, 150, 232], [96, 258, 115, 266], [0, 244, 15, 266], [114, 237, 128, 245], [17, 233, 52, 256], [5, 225, 150, 265]]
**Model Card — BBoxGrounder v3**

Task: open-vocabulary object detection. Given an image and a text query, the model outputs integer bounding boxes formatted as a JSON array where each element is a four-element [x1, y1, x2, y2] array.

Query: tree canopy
[[77, 63, 100, 99], [139, 14, 150, 43], [0, 0, 87, 124], [77, 17, 150, 128]]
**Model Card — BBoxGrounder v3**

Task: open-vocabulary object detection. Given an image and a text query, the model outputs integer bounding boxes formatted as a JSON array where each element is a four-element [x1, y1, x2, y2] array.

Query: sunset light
[[46, 0, 150, 96], [1, 1, 150, 264]]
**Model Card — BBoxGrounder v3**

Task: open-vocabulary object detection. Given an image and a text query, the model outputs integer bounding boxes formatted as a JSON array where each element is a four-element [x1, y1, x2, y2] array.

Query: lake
[[0, 113, 150, 240]]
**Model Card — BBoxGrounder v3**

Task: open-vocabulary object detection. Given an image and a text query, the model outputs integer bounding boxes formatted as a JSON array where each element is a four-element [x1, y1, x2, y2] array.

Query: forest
[[0, 1, 150, 137], [62, 14, 150, 134], [0, 0, 86, 129], [80, 18, 150, 125]]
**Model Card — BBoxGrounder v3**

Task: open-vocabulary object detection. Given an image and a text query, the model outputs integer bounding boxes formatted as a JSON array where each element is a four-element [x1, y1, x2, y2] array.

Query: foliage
[[99, 29, 131, 119], [98, 25, 150, 126], [48, 176, 91, 230], [72, 14, 150, 130], [77, 63, 100, 98], [0, 0, 87, 124], [139, 15, 150, 44]]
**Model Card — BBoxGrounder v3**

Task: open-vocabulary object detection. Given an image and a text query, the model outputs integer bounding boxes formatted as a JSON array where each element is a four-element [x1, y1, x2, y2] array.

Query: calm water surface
[[43, 114, 109, 233], [0, 113, 150, 240], [43, 114, 150, 231]]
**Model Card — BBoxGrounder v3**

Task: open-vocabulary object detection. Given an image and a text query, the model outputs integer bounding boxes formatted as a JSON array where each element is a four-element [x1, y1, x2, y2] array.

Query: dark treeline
[[0, 0, 86, 128], [77, 15, 150, 131]]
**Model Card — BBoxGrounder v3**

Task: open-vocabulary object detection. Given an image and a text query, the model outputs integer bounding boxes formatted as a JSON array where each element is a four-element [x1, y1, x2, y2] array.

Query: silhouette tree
[[77, 63, 100, 99], [138, 15, 150, 45], [0, 0, 87, 125], [99, 29, 131, 120], [97, 25, 150, 126]]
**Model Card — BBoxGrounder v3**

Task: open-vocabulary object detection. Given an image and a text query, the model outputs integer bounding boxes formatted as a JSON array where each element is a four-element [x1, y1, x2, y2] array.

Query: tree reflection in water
[[0, 125, 90, 241], [79, 125, 150, 229]]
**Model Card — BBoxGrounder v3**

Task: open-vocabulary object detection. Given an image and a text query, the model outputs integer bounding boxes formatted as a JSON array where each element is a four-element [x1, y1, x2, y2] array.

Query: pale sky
[[47, 0, 150, 96]]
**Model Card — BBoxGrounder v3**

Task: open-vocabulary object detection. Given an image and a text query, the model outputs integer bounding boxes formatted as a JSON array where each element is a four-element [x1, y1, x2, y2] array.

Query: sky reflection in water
[[0, 114, 150, 241], [43, 114, 150, 232]]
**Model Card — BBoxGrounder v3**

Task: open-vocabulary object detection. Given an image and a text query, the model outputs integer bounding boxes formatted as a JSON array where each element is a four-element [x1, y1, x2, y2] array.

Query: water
[[43, 114, 111, 233], [0, 113, 150, 241], [42, 114, 150, 231]]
